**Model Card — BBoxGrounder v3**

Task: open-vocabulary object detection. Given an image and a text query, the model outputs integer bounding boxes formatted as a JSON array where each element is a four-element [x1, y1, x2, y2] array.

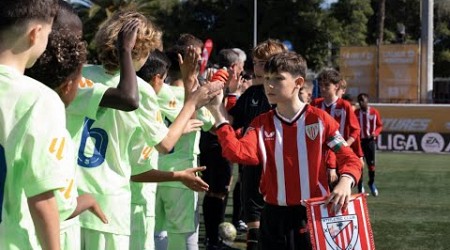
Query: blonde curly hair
[[94, 10, 162, 72]]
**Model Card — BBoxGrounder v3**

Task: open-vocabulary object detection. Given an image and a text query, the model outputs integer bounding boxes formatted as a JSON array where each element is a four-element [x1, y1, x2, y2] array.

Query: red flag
[[200, 39, 213, 75], [304, 194, 375, 250]]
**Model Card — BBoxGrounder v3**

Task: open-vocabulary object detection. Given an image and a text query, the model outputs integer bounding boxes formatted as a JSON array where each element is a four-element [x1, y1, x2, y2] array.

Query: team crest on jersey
[[321, 214, 359, 250], [264, 130, 275, 140], [334, 109, 342, 117], [305, 123, 320, 140]]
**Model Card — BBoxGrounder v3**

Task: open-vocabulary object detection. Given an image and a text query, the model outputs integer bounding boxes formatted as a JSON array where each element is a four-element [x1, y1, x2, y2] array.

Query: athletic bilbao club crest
[[303, 194, 375, 250], [306, 123, 320, 140], [321, 214, 358, 250]]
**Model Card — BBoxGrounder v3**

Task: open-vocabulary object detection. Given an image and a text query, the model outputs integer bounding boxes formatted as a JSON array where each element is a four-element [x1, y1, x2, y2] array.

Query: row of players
[[0, 0, 381, 249]]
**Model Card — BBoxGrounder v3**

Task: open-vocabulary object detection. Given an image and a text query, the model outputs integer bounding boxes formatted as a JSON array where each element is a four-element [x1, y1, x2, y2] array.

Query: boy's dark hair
[[54, 0, 83, 35], [264, 51, 307, 78], [0, 0, 57, 33], [357, 93, 369, 101], [217, 48, 240, 68], [317, 68, 341, 86], [137, 49, 171, 82], [25, 28, 87, 89]]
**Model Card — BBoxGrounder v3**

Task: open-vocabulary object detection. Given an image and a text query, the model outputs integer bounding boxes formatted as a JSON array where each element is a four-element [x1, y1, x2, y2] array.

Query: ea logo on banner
[[421, 133, 445, 153]]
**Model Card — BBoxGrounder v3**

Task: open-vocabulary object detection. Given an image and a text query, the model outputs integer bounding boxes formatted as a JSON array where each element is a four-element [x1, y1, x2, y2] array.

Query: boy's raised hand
[[187, 80, 224, 109], [178, 167, 209, 192], [117, 19, 140, 52], [178, 45, 200, 91]]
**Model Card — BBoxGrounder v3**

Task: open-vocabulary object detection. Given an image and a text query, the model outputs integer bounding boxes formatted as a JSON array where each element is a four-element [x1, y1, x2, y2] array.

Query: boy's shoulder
[[337, 97, 353, 109], [0, 65, 61, 104], [305, 104, 334, 121]]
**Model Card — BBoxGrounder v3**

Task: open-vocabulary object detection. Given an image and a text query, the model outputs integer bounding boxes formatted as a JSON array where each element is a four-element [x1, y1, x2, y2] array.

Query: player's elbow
[[120, 94, 140, 111], [155, 144, 173, 155]]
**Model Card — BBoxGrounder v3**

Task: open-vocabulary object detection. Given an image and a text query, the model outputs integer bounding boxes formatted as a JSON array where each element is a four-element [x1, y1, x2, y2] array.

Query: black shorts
[[361, 138, 376, 167], [241, 165, 264, 223], [199, 131, 232, 194], [259, 204, 312, 250]]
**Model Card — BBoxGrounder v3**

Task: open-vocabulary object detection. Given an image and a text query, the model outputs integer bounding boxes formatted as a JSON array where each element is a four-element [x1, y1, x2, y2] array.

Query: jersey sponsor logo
[[251, 99, 259, 107], [78, 118, 108, 168], [78, 78, 94, 88], [264, 130, 275, 140], [322, 214, 359, 250], [141, 146, 154, 160], [306, 123, 320, 140], [49, 137, 66, 160], [59, 178, 74, 199]]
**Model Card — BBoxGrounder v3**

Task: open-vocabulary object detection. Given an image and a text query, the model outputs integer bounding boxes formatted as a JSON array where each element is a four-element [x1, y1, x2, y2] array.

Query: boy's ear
[[57, 80, 73, 96], [295, 77, 305, 89], [28, 25, 42, 47]]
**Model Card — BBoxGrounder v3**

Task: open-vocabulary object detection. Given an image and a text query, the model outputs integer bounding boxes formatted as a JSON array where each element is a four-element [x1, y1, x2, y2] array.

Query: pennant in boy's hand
[[303, 194, 375, 250]]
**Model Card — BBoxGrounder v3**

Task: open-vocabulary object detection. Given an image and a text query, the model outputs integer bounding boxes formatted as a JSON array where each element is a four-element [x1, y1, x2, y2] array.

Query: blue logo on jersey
[[78, 118, 108, 168]]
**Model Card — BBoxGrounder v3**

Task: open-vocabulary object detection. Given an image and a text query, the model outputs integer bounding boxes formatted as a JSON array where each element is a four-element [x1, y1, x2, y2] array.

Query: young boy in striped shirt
[[355, 93, 383, 196], [206, 52, 361, 249]]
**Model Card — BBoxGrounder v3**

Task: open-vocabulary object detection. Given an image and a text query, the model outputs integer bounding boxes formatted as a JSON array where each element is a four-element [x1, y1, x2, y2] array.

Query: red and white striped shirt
[[311, 98, 360, 141], [355, 107, 383, 139], [216, 105, 361, 206]]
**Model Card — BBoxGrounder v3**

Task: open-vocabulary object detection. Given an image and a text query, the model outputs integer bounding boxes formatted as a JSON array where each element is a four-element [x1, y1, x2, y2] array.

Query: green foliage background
[[76, 0, 450, 76]]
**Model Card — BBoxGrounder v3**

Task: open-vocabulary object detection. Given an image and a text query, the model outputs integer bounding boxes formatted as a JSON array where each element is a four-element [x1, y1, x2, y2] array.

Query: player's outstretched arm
[[68, 194, 108, 224], [100, 19, 140, 111], [130, 168, 209, 192], [27, 191, 60, 250], [155, 82, 222, 154]]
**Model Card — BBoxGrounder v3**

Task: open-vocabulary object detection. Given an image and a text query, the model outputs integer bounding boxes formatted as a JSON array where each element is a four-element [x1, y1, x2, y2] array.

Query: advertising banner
[[339, 46, 377, 99], [378, 44, 420, 102], [372, 104, 450, 153]]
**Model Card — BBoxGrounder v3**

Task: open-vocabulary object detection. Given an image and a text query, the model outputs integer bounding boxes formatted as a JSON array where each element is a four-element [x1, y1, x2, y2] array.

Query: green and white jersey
[[77, 65, 156, 235], [129, 81, 170, 216], [157, 85, 215, 189], [57, 77, 110, 231], [0, 65, 73, 249]]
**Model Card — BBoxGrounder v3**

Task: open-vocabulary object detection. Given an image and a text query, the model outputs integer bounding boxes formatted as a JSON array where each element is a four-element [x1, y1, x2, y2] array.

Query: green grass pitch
[[199, 152, 450, 249]]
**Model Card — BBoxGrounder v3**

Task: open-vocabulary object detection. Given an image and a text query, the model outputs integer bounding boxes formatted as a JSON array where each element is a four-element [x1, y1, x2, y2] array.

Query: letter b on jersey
[[78, 118, 108, 168]]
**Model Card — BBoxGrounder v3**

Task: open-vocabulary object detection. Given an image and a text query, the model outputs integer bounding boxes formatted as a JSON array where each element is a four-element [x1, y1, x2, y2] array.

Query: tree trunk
[[377, 0, 386, 44]]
